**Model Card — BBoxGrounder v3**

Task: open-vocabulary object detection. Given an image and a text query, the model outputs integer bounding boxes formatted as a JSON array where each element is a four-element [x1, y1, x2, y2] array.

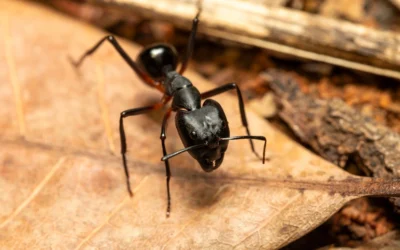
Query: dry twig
[[90, 0, 400, 79]]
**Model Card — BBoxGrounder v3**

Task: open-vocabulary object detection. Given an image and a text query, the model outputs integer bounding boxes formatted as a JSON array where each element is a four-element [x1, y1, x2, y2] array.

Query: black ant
[[70, 11, 266, 217]]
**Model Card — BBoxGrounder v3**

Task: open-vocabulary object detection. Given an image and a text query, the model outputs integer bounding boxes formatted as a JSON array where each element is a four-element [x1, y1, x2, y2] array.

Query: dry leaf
[[1, 1, 400, 249]]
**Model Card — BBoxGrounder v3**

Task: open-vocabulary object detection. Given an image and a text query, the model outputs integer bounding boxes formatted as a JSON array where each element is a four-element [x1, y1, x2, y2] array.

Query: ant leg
[[201, 83, 261, 159], [119, 99, 170, 196], [179, 10, 201, 74], [159, 108, 173, 217], [70, 35, 163, 92]]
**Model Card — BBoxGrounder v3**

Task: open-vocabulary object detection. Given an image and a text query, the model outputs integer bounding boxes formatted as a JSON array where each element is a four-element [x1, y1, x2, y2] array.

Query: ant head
[[137, 43, 178, 81], [175, 99, 230, 172]]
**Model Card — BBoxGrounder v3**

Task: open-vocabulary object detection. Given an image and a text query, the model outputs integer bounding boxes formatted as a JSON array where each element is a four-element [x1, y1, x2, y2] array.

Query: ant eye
[[190, 131, 197, 140]]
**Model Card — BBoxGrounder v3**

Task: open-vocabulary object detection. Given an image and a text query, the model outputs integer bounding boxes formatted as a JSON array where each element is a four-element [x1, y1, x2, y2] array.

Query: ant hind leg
[[179, 8, 202, 74], [70, 35, 163, 92]]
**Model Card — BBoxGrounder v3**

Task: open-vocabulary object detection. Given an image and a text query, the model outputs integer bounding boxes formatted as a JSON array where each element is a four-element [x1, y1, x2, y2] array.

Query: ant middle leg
[[119, 97, 170, 196], [70, 35, 163, 92], [159, 108, 173, 217], [200, 83, 261, 159]]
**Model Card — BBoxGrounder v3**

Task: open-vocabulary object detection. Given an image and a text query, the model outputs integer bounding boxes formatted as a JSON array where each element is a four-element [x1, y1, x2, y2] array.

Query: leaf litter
[[1, 1, 400, 249]]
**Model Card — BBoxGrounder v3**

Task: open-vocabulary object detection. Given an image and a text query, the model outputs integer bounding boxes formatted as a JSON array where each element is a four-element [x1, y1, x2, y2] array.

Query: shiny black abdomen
[[137, 43, 178, 81]]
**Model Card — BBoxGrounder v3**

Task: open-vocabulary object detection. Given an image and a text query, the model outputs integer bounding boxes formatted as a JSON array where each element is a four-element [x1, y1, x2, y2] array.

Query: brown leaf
[[1, 1, 400, 249]]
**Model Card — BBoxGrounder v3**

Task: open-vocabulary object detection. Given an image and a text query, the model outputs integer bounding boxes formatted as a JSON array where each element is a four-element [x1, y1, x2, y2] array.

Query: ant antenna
[[220, 136, 267, 164], [161, 142, 208, 161], [161, 135, 266, 164]]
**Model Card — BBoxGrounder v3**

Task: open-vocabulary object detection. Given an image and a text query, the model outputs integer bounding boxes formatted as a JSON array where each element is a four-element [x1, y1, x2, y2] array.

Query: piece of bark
[[88, 0, 400, 80], [320, 0, 365, 22], [268, 69, 400, 207]]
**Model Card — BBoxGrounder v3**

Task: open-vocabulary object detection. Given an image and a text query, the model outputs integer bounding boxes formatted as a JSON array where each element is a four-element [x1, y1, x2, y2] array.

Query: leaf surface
[[0, 1, 388, 249]]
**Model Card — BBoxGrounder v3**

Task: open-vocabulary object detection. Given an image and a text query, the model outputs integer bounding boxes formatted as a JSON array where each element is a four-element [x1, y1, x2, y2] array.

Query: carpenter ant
[[70, 11, 266, 217]]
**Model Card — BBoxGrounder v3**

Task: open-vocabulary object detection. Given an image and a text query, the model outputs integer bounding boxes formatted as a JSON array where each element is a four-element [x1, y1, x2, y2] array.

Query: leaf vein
[[161, 184, 231, 249], [233, 193, 301, 247], [0, 157, 66, 229], [3, 14, 26, 136], [74, 175, 150, 250], [95, 61, 116, 154]]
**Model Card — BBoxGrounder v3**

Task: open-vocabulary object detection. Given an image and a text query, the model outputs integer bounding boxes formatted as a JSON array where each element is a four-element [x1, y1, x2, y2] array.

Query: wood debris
[[268, 69, 400, 208]]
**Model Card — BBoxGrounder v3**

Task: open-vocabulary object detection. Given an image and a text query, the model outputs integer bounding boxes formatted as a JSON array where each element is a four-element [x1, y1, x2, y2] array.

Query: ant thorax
[[165, 71, 201, 111], [164, 71, 191, 94]]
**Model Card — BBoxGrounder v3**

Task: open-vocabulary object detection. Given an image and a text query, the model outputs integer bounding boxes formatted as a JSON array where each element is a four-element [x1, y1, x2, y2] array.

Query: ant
[[70, 10, 266, 217]]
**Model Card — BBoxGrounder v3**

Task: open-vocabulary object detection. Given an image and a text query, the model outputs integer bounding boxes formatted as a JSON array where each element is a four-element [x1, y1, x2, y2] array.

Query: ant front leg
[[201, 83, 262, 159], [159, 108, 173, 217], [119, 99, 169, 196], [70, 35, 163, 92]]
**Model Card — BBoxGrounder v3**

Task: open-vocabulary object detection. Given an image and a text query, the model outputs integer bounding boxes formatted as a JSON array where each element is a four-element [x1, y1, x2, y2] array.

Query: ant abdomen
[[137, 43, 178, 81]]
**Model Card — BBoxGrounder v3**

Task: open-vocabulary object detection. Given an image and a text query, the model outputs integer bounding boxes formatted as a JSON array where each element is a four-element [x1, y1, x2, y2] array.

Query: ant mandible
[[71, 10, 266, 217]]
